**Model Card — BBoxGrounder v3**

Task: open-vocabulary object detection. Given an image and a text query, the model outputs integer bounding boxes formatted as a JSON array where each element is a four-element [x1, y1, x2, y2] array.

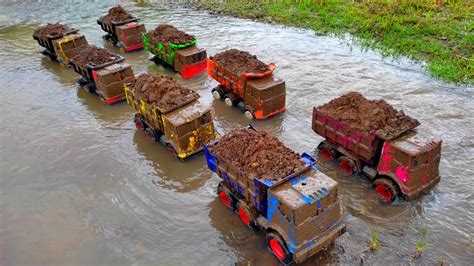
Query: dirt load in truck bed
[[72, 46, 116, 68], [130, 73, 199, 111], [317, 92, 419, 139], [211, 49, 271, 75], [210, 129, 306, 180], [34, 23, 72, 38], [100, 5, 134, 23], [146, 24, 195, 45]]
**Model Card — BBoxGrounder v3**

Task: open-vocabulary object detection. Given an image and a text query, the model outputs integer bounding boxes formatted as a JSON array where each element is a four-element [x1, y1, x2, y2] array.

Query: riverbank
[[195, 1, 473, 85]]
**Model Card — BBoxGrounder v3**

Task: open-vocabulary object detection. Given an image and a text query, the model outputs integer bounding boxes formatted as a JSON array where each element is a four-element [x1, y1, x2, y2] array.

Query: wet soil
[[146, 24, 195, 45], [317, 92, 420, 139], [34, 23, 72, 38], [72, 46, 116, 68], [131, 73, 199, 111], [100, 5, 134, 23], [211, 49, 271, 75], [210, 129, 306, 180]]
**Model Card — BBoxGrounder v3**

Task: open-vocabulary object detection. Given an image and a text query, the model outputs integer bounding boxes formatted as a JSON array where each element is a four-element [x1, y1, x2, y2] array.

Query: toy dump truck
[[97, 5, 146, 52], [143, 24, 207, 79], [70, 46, 135, 104], [208, 49, 286, 119], [204, 128, 345, 264], [125, 73, 217, 160], [33, 23, 88, 64], [312, 92, 442, 202]]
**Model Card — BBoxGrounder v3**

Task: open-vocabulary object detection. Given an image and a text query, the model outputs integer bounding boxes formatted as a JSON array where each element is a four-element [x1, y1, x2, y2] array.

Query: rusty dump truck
[[69, 47, 135, 104], [124, 73, 217, 160], [143, 25, 207, 79], [97, 8, 146, 52], [208, 50, 286, 119], [312, 92, 442, 202], [33, 25, 88, 65], [204, 128, 345, 264]]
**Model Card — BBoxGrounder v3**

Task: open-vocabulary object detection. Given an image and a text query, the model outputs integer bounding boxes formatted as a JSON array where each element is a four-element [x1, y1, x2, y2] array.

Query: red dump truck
[[69, 46, 135, 104], [208, 49, 286, 119], [97, 6, 146, 52], [204, 128, 345, 264], [33, 24, 88, 65], [312, 92, 442, 202]]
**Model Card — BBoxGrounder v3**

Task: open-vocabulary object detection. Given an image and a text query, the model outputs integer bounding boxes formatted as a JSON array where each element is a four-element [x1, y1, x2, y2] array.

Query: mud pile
[[211, 49, 271, 75], [210, 129, 305, 180], [131, 73, 199, 111], [72, 46, 116, 68], [34, 23, 72, 38], [100, 5, 134, 23], [146, 24, 195, 45], [317, 92, 420, 138]]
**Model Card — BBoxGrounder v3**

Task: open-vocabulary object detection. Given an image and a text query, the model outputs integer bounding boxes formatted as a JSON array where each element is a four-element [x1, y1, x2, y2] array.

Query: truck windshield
[[185, 50, 207, 65]]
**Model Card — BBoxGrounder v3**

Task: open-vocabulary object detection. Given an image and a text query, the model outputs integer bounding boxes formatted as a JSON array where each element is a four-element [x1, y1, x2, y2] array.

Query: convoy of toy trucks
[[209, 49, 286, 119], [97, 5, 146, 52], [32, 4, 444, 264], [143, 24, 208, 79]]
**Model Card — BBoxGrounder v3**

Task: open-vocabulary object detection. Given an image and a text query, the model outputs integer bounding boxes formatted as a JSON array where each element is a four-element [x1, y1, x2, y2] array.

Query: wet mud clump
[[317, 92, 420, 139], [146, 24, 195, 45], [210, 129, 306, 180], [34, 23, 72, 38], [211, 49, 271, 75], [130, 73, 199, 111], [72, 46, 116, 68], [100, 5, 134, 23]]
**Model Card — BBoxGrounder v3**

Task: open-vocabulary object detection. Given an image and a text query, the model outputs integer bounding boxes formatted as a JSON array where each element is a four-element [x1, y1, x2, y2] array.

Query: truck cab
[[162, 101, 216, 159], [244, 76, 286, 119], [174, 46, 208, 78], [375, 131, 442, 201]]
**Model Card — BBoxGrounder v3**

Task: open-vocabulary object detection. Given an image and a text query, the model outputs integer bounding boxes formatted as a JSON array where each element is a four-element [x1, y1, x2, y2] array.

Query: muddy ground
[[146, 24, 195, 45], [100, 5, 134, 23], [317, 92, 420, 139], [211, 49, 271, 75], [210, 129, 305, 180], [72, 46, 116, 68], [131, 73, 199, 111], [34, 23, 72, 38]]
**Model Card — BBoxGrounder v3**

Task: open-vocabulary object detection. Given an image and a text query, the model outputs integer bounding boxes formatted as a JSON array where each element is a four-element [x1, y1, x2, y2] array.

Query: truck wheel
[[224, 97, 234, 107], [133, 115, 146, 132], [236, 201, 256, 229], [217, 183, 235, 210], [337, 156, 356, 176], [244, 110, 254, 119], [145, 127, 158, 142], [267, 232, 292, 264], [318, 144, 336, 161], [373, 178, 398, 203], [212, 90, 221, 99], [166, 144, 177, 157]]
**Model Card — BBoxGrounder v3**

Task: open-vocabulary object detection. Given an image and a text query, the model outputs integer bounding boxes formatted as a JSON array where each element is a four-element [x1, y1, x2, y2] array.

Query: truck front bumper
[[292, 222, 346, 264], [402, 175, 441, 201]]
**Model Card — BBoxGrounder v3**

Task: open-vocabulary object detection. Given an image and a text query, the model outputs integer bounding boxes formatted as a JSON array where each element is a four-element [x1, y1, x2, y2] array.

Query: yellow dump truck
[[124, 74, 217, 160]]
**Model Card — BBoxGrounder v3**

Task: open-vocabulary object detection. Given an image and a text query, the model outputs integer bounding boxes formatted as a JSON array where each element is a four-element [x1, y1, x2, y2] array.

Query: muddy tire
[[133, 115, 146, 132], [166, 144, 177, 157], [318, 143, 336, 161], [145, 127, 158, 142], [244, 110, 254, 119], [212, 90, 221, 99], [267, 232, 292, 264], [373, 178, 398, 203], [337, 156, 357, 176], [236, 201, 257, 229], [217, 183, 235, 210], [224, 97, 234, 107]]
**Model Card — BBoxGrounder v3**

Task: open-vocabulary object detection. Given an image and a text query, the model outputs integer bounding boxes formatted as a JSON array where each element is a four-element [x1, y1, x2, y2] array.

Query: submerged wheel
[[244, 110, 254, 119], [267, 232, 292, 264], [133, 115, 146, 132], [212, 90, 221, 99], [236, 201, 256, 229], [166, 144, 177, 157], [318, 144, 336, 161], [217, 183, 235, 210], [373, 178, 398, 203], [145, 127, 158, 142], [337, 156, 357, 176], [224, 97, 234, 107]]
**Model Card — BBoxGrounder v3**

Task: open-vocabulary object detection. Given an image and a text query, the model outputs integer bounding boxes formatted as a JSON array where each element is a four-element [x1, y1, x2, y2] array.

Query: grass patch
[[196, 0, 473, 85]]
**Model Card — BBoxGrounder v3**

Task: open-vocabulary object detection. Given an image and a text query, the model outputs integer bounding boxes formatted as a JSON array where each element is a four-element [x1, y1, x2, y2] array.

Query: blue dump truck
[[204, 128, 345, 264]]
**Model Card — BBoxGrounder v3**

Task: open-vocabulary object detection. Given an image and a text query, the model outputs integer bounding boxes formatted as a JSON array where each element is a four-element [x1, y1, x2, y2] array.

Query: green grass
[[196, 0, 474, 85]]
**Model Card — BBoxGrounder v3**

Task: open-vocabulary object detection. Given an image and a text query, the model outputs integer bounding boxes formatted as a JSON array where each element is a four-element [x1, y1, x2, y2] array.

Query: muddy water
[[1, 1, 473, 265]]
